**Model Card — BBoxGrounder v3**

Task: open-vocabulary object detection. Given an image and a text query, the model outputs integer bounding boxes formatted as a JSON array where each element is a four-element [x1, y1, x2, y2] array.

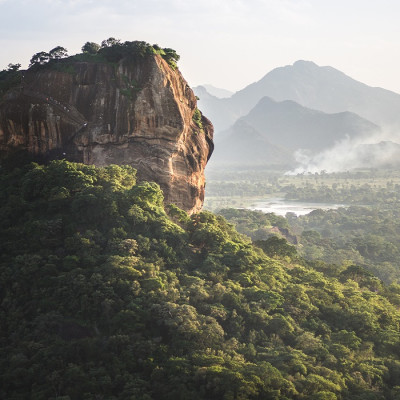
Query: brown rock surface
[[0, 55, 213, 214]]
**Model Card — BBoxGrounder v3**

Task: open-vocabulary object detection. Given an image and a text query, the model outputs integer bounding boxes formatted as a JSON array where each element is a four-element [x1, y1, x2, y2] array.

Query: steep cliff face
[[0, 55, 213, 214]]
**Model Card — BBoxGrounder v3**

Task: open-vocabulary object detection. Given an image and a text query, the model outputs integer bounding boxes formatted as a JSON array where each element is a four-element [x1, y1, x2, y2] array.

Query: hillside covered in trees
[[2, 161, 400, 399], [212, 169, 400, 286]]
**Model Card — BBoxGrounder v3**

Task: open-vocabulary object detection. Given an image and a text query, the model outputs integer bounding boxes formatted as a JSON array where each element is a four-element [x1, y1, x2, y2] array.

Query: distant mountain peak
[[192, 85, 218, 100], [292, 60, 318, 68]]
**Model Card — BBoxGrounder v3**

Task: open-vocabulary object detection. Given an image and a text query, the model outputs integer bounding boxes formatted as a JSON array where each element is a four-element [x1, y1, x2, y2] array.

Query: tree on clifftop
[[162, 47, 180, 69], [49, 46, 68, 59], [81, 41, 100, 54], [7, 63, 21, 72], [101, 37, 121, 48], [29, 46, 68, 67], [29, 51, 50, 67]]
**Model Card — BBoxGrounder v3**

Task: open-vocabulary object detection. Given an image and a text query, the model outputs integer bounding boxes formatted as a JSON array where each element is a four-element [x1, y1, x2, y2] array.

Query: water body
[[249, 198, 347, 217]]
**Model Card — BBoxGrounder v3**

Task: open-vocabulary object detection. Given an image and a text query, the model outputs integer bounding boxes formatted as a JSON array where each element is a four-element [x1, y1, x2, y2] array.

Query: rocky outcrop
[[0, 55, 213, 214]]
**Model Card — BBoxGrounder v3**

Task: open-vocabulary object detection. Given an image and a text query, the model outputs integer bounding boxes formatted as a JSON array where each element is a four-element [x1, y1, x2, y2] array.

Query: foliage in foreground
[[2, 161, 400, 399]]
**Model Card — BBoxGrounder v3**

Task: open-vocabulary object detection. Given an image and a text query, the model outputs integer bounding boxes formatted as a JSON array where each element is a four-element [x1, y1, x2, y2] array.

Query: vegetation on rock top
[[0, 38, 180, 97], [25, 38, 180, 70]]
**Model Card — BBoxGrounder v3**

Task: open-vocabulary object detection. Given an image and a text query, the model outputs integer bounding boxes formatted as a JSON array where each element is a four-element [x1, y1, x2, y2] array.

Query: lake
[[249, 197, 347, 216]]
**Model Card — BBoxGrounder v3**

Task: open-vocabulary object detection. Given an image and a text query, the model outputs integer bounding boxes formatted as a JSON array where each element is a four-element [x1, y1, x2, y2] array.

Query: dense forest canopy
[[211, 169, 400, 285], [2, 161, 400, 399]]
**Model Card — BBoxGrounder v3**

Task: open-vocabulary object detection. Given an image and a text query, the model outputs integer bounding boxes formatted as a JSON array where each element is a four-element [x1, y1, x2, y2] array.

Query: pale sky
[[1, 0, 400, 93]]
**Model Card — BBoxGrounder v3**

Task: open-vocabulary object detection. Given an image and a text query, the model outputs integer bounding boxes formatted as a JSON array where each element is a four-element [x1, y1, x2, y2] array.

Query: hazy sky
[[1, 0, 400, 93]]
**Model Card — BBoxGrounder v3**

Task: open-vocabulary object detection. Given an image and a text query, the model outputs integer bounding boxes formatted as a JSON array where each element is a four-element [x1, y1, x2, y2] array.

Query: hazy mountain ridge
[[243, 96, 380, 151], [210, 95, 381, 168], [196, 84, 234, 98], [208, 118, 293, 168], [196, 60, 400, 171], [225, 60, 400, 129], [194, 85, 240, 132]]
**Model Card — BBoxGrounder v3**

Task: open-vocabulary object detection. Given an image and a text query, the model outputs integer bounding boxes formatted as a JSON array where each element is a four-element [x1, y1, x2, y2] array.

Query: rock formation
[[0, 54, 213, 214]]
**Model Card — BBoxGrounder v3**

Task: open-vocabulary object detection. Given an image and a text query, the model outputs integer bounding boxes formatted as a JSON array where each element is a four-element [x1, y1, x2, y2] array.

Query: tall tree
[[81, 42, 100, 54], [101, 37, 121, 48], [49, 46, 68, 59], [7, 63, 21, 71], [29, 51, 50, 67]]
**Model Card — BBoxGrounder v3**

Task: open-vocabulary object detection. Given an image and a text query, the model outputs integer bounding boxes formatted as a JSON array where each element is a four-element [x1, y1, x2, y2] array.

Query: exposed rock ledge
[[0, 55, 213, 214]]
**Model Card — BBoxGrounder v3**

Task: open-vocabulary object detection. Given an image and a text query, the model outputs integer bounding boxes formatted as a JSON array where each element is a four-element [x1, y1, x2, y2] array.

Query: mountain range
[[195, 60, 400, 171], [209, 97, 380, 169]]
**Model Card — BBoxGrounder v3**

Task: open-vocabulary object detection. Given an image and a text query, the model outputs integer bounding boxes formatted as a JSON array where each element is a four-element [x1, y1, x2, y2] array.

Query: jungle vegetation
[[2, 161, 400, 399]]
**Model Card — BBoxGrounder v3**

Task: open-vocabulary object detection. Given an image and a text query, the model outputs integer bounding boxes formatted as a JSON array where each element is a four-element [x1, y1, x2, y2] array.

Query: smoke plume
[[287, 129, 400, 174]]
